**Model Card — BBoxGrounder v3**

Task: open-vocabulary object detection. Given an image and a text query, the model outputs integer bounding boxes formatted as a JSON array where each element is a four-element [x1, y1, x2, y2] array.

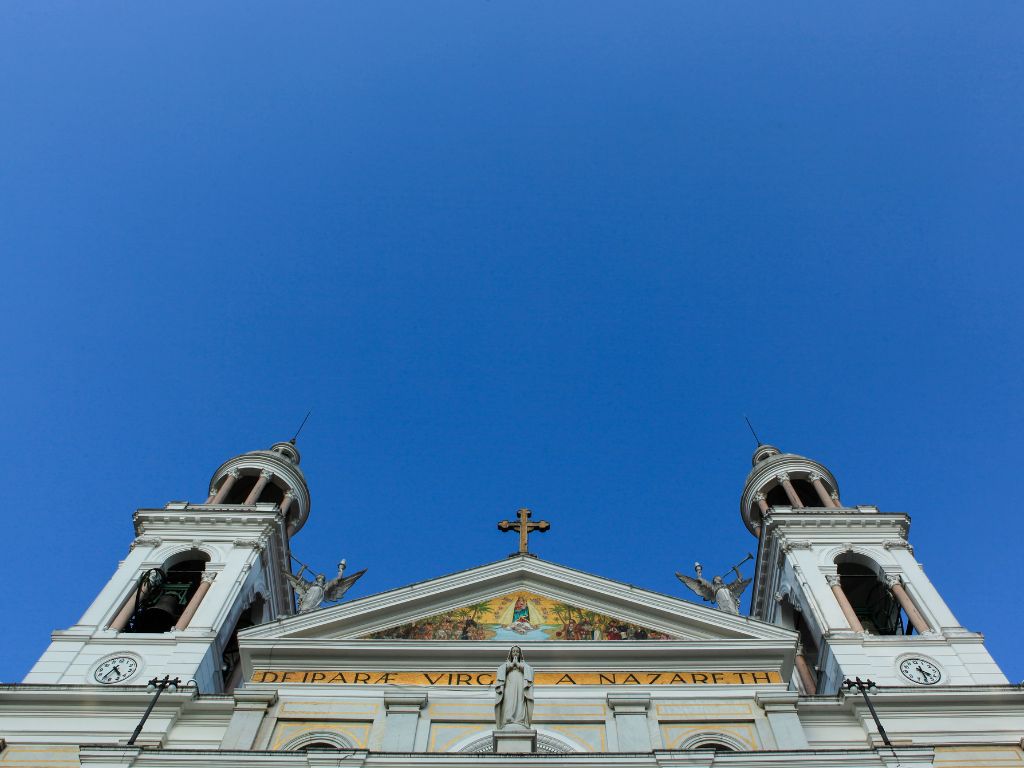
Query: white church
[[1, 439, 1021, 767]]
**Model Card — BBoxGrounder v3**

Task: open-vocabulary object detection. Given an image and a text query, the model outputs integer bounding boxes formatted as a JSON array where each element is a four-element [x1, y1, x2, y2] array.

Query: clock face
[[899, 658, 941, 685], [94, 656, 139, 684]]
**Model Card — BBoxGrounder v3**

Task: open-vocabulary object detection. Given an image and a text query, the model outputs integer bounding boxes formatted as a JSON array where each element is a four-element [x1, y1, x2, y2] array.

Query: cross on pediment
[[497, 508, 550, 557]]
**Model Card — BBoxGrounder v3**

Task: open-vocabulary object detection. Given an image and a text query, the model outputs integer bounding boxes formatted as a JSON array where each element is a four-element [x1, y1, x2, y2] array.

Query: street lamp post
[[842, 677, 892, 748], [127, 675, 181, 746]]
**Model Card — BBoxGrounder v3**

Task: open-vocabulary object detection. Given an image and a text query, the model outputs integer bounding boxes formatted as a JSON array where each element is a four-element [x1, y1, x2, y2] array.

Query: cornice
[[761, 509, 910, 537], [133, 505, 286, 537], [825, 684, 1024, 712], [240, 637, 797, 666], [79, 745, 939, 768], [239, 557, 796, 644]]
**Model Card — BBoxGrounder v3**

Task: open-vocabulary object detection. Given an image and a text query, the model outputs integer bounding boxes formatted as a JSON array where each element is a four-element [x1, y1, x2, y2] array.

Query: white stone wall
[[25, 509, 285, 693], [761, 509, 1008, 692]]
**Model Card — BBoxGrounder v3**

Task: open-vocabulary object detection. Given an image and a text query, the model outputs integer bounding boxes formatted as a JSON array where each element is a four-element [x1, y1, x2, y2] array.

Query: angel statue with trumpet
[[286, 558, 367, 613], [676, 553, 753, 614]]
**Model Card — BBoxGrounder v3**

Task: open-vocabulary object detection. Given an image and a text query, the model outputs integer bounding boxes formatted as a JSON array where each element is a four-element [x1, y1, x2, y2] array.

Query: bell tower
[[742, 444, 1007, 695], [25, 441, 311, 693]]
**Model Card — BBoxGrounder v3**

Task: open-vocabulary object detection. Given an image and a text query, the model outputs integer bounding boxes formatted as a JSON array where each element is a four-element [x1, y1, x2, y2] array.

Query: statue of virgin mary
[[494, 646, 535, 729]]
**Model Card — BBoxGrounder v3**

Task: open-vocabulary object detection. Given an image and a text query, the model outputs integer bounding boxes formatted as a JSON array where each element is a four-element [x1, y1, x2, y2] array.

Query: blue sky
[[1, 3, 1022, 683]]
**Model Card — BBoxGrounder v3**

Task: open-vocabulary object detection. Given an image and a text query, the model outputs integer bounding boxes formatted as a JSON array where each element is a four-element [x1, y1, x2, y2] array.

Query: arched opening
[[779, 594, 821, 692], [122, 550, 210, 634], [777, 594, 797, 630], [457, 730, 581, 754], [765, 484, 791, 508], [221, 472, 287, 506], [260, 482, 285, 507], [836, 559, 909, 636], [789, 478, 816, 507], [223, 474, 258, 504], [279, 732, 355, 751], [677, 732, 747, 752], [220, 594, 267, 692]]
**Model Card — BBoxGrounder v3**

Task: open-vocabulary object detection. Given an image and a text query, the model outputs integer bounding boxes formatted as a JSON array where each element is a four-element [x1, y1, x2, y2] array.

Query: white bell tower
[[25, 441, 311, 693], [741, 444, 1007, 694]]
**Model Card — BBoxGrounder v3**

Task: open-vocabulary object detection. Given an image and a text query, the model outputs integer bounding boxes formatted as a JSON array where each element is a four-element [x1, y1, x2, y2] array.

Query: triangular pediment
[[242, 556, 795, 644], [362, 589, 675, 641]]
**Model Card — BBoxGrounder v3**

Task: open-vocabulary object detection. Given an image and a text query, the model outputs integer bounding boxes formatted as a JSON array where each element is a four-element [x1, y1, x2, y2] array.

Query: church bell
[[132, 593, 181, 633]]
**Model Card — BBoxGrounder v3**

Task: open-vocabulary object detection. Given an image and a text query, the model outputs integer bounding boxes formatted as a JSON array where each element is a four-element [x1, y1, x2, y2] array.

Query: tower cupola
[[205, 440, 311, 536], [740, 445, 840, 537]]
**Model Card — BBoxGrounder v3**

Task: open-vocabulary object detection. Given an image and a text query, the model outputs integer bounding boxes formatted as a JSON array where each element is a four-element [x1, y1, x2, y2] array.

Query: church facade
[[2, 440, 1022, 767]]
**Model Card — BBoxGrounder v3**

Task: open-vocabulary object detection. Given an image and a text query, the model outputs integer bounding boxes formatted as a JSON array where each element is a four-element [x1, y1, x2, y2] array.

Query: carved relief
[[130, 536, 163, 551]]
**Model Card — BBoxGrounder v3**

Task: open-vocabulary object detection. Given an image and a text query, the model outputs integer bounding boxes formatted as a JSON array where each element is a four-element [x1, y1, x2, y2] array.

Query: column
[[174, 572, 217, 631], [753, 493, 768, 538], [220, 690, 278, 750], [281, 491, 297, 534], [826, 574, 865, 632], [211, 469, 241, 504], [794, 649, 817, 694], [244, 470, 274, 505], [109, 579, 151, 631], [280, 490, 295, 517], [755, 692, 809, 749], [607, 693, 652, 751], [755, 492, 769, 514], [808, 473, 837, 508], [382, 693, 427, 751], [886, 575, 931, 634], [777, 473, 804, 508]]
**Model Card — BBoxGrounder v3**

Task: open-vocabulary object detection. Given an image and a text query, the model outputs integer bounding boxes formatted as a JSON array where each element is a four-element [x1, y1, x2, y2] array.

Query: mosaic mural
[[363, 591, 673, 641]]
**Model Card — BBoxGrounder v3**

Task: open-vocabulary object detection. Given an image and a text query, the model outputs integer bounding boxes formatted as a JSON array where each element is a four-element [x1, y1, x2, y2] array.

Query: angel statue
[[286, 559, 366, 613], [676, 554, 753, 615]]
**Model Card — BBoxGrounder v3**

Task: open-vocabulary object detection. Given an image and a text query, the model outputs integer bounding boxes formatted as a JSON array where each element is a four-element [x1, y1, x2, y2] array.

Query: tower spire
[[290, 410, 312, 445], [744, 415, 763, 446]]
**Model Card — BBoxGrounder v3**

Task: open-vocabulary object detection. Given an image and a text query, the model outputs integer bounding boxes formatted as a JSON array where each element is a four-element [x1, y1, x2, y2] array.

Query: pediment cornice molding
[[241, 556, 796, 645]]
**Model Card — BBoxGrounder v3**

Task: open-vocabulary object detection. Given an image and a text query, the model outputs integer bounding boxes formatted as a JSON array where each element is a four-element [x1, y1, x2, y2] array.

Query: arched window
[[121, 550, 210, 634], [222, 472, 287, 506], [458, 731, 581, 754], [221, 594, 268, 692], [677, 733, 747, 751], [279, 732, 355, 751], [765, 484, 791, 507], [778, 595, 821, 689], [834, 555, 910, 636]]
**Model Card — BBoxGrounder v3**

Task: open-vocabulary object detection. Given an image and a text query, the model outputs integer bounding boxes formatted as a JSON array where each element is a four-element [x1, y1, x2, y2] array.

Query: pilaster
[[381, 693, 427, 751], [607, 693, 652, 751], [755, 691, 808, 749], [220, 689, 278, 750]]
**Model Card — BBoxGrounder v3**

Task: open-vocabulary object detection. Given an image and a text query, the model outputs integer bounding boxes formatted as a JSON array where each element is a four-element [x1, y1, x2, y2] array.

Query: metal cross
[[498, 508, 550, 556]]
